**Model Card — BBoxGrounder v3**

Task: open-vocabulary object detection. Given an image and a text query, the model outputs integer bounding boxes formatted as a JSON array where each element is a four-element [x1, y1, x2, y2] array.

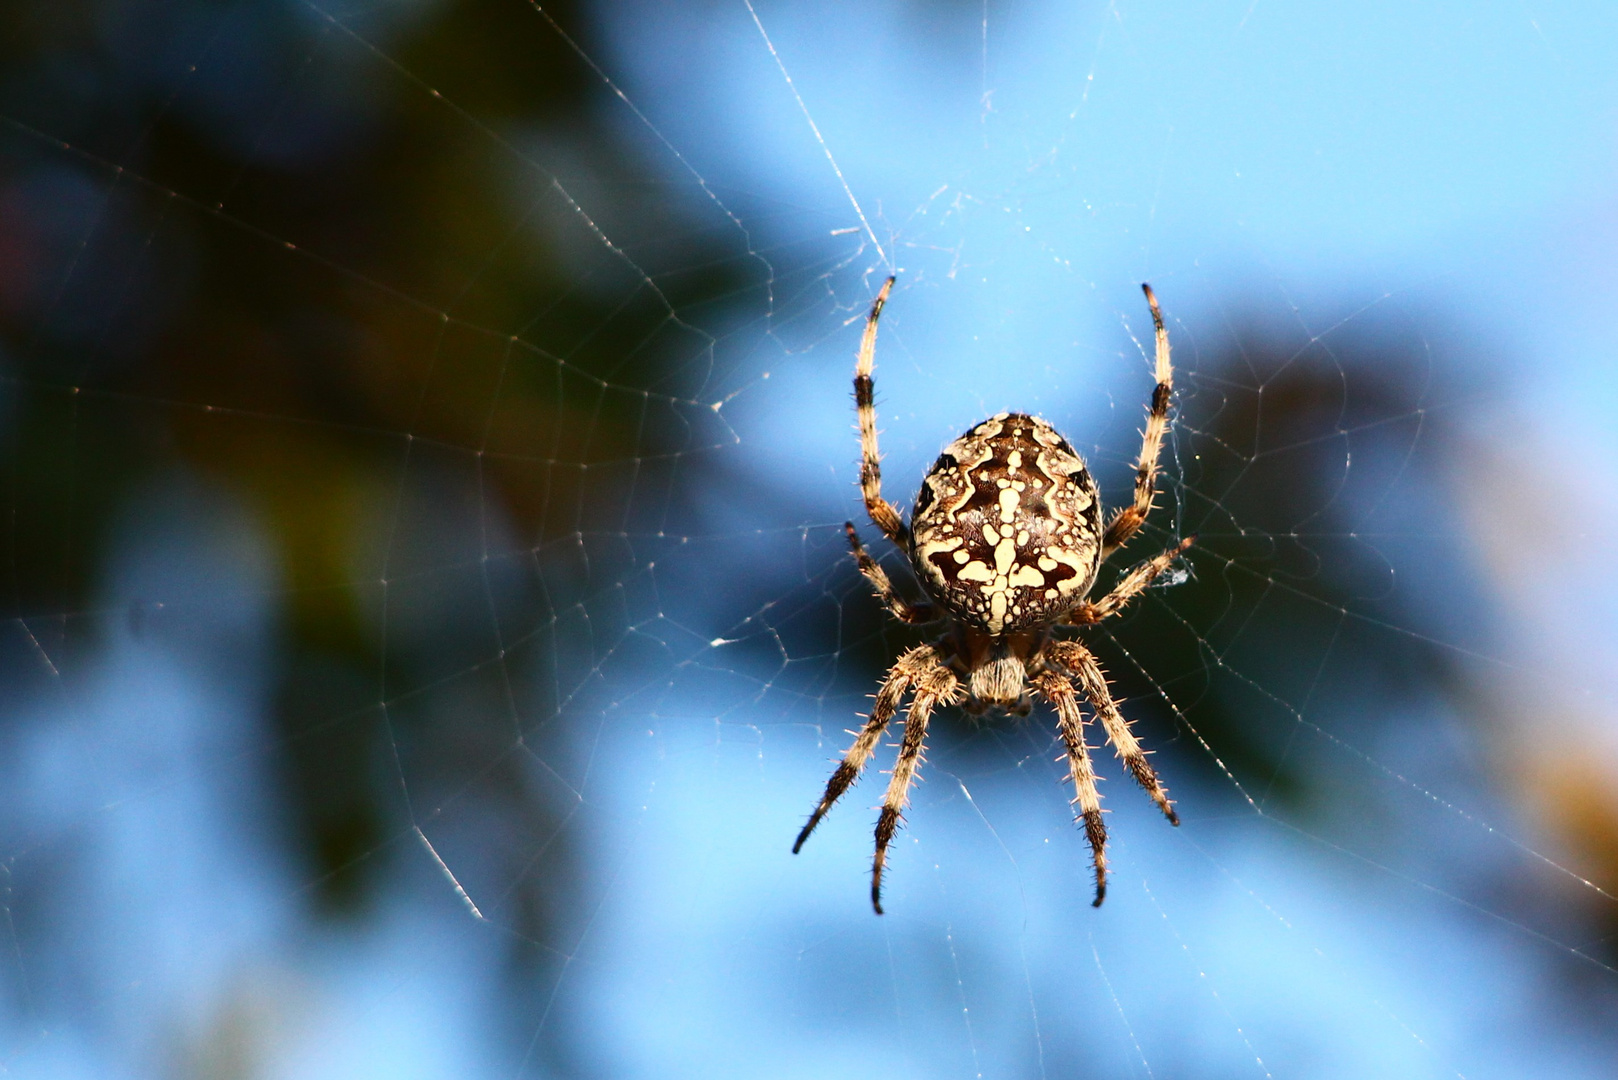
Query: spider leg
[[871, 657, 959, 914], [1033, 669, 1110, 906], [1101, 284, 1174, 561], [793, 642, 946, 854], [846, 521, 937, 625], [1067, 536, 1194, 626], [1049, 639, 1178, 827], [854, 276, 910, 549]]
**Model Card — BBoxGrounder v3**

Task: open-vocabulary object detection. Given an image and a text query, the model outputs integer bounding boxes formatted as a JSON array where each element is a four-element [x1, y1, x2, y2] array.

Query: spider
[[793, 276, 1193, 913]]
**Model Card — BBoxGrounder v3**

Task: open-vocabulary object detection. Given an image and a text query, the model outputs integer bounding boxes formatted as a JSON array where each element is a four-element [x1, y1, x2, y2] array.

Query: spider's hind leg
[[1101, 284, 1175, 561], [853, 276, 910, 548], [1068, 536, 1194, 626], [846, 521, 936, 625]]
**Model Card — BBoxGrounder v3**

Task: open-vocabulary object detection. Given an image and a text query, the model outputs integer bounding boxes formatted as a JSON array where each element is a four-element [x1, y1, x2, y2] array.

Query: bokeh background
[[2, 0, 1617, 1076]]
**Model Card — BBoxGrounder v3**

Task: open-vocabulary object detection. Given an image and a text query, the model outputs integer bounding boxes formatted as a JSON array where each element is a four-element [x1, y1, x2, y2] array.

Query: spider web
[[2, 0, 1617, 1076]]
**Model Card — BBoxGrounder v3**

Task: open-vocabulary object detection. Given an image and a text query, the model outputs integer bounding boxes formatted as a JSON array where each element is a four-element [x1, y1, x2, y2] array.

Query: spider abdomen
[[910, 411, 1103, 635]]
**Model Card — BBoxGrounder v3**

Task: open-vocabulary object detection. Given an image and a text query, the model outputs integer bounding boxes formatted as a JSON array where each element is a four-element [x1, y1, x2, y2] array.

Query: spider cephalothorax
[[793, 277, 1192, 913]]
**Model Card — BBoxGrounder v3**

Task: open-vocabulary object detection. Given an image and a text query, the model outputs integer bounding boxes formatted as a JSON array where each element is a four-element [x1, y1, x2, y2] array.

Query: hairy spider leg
[[854, 276, 908, 548], [1068, 535, 1196, 626], [792, 643, 948, 854], [1050, 639, 1178, 826], [845, 521, 936, 625], [1102, 283, 1175, 560], [1035, 669, 1110, 905], [870, 659, 959, 914]]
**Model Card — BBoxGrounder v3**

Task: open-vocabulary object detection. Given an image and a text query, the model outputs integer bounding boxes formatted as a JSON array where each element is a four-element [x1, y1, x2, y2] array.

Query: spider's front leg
[[793, 642, 951, 857], [1032, 668, 1111, 905], [871, 657, 959, 914], [853, 276, 909, 548], [1048, 639, 1178, 827]]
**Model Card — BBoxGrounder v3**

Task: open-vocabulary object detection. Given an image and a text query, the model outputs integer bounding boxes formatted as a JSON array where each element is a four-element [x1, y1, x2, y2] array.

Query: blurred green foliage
[[0, 0, 741, 978]]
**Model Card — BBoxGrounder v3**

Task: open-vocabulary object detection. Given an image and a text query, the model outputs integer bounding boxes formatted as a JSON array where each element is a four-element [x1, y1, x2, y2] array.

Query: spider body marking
[[912, 412, 1103, 639], [793, 276, 1192, 913]]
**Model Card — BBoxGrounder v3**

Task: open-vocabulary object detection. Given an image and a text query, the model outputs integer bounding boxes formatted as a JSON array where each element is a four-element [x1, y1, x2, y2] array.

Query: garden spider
[[793, 277, 1192, 913]]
